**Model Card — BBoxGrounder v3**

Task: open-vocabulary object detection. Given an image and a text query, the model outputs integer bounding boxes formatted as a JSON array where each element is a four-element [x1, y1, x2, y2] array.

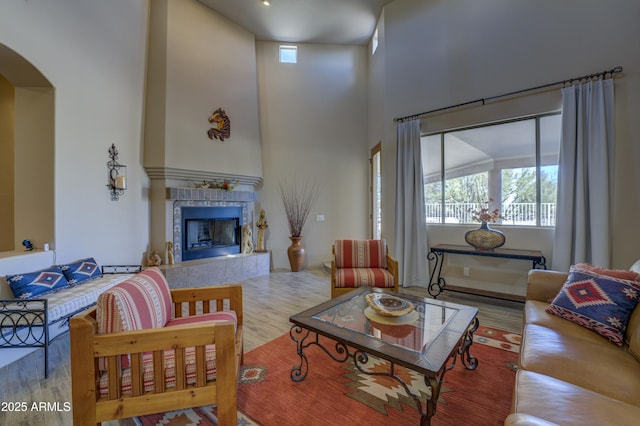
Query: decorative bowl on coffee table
[[365, 292, 414, 317]]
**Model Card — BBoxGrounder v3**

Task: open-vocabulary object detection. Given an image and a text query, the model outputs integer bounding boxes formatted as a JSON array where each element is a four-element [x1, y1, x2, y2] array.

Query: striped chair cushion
[[165, 311, 237, 329], [335, 268, 395, 289], [98, 311, 237, 397], [335, 240, 387, 269], [96, 267, 173, 334]]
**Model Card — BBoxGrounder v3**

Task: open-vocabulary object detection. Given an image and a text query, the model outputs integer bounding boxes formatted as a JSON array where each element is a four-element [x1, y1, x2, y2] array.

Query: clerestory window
[[279, 45, 297, 63]]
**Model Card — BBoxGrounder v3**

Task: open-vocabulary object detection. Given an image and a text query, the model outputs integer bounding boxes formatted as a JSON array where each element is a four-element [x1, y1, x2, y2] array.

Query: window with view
[[421, 113, 560, 227], [371, 143, 382, 239]]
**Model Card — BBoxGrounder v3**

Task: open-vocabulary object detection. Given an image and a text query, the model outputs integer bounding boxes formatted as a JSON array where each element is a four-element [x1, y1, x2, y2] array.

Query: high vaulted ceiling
[[198, 0, 395, 45]]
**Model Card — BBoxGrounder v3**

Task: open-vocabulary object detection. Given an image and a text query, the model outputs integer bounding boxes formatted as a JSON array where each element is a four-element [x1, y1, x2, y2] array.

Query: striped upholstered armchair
[[331, 239, 399, 298]]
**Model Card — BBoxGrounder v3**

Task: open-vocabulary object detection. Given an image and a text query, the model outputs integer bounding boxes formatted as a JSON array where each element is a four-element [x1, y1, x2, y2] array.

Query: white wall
[[374, 0, 640, 274], [256, 42, 370, 270], [145, 0, 263, 177], [0, 0, 150, 266]]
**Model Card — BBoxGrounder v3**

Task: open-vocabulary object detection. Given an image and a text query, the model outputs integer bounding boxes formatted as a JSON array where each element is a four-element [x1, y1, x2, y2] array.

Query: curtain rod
[[393, 66, 623, 123]]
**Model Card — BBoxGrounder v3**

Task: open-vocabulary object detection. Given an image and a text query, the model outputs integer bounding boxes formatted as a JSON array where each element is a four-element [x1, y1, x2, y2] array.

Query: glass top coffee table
[[289, 287, 479, 426]]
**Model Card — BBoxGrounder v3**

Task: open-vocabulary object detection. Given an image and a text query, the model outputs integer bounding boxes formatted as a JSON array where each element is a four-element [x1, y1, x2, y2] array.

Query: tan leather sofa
[[505, 268, 640, 425]]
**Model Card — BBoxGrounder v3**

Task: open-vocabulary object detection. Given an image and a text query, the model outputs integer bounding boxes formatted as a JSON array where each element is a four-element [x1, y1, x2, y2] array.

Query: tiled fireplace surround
[[158, 186, 270, 288]]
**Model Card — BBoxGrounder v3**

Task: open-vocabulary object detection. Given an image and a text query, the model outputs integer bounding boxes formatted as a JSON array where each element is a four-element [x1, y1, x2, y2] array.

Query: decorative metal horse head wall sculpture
[[207, 107, 231, 142]]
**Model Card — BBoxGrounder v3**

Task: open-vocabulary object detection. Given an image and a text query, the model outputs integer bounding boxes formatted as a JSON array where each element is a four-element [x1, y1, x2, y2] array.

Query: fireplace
[[181, 207, 242, 261], [166, 187, 257, 263]]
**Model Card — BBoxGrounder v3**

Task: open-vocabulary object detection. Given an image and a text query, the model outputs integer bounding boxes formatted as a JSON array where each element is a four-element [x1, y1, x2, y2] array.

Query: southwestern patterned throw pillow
[[60, 257, 102, 285], [546, 264, 640, 346], [7, 266, 70, 299]]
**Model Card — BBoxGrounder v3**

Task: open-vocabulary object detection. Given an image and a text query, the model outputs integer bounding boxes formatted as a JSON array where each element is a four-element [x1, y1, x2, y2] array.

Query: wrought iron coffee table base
[[290, 317, 479, 426]]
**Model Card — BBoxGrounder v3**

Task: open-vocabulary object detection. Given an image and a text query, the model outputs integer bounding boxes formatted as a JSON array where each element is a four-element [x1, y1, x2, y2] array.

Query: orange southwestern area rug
[[126, 325, 519, 426]]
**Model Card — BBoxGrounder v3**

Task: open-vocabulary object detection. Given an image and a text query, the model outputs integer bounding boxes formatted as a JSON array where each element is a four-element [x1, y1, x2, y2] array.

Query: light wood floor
[[0, 268, 524, 425]]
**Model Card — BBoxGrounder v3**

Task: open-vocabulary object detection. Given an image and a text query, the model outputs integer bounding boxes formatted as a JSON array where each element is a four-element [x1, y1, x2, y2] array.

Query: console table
[[427, 244, 546, 300]]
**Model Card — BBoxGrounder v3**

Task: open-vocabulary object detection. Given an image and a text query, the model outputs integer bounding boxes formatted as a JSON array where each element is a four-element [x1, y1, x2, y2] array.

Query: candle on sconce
[[115, 175, 126, 190]]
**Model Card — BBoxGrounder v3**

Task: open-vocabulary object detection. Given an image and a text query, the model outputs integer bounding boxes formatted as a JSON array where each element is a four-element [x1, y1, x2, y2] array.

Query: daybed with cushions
[[0, 258, 139, 377], [506, 262, 640, 425], [70, 267, 243, 426]]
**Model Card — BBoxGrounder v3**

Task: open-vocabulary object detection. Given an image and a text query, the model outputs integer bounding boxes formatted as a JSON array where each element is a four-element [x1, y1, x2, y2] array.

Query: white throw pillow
[[631, 259, 640, 274]]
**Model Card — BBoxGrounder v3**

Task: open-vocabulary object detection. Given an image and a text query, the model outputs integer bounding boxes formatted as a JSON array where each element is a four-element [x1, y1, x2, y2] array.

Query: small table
[[289, 288, 479, 426], [427, 244, 547, 299]]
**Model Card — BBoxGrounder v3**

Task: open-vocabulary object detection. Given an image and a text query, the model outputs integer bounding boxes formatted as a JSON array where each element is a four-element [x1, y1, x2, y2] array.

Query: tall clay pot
[[287, 236, 305, 272]]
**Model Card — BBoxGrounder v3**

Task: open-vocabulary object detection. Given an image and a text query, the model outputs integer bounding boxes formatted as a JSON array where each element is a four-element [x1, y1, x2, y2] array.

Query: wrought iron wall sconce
[[106, 143, 127, 201]]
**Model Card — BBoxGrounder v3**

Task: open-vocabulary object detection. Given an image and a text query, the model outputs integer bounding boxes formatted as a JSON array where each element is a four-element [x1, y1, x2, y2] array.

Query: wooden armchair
[[70, 267, 243, 425], [331, 239, 399, 298]]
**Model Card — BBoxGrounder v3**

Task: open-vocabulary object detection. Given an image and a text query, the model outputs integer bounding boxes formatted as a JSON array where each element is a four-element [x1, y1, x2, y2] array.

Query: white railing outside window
[[425, 203, 556, 226]]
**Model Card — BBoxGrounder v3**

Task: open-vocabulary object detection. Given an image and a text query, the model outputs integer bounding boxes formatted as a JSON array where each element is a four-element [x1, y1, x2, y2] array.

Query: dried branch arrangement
[[468, 198, 504, 223], [278, 178, 320, 237]]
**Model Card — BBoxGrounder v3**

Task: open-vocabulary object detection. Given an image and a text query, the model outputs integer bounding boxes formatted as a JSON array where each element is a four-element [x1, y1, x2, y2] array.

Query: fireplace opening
[[182, 207, 242, 260], [186, 217, 239, 249]]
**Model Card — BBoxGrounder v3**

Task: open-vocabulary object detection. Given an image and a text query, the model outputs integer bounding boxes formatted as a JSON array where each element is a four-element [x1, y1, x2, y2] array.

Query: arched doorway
[[0, 43, 54, 252]]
